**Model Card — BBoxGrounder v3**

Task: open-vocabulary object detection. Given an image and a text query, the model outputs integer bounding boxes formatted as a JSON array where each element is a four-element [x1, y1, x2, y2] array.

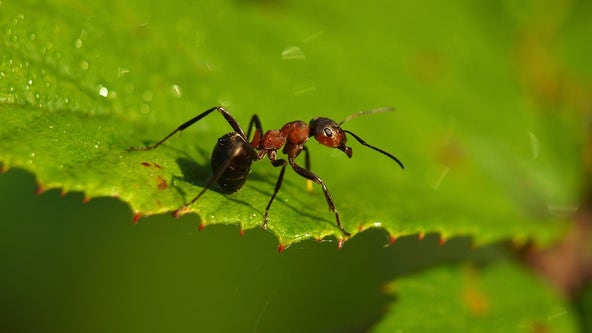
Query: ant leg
[[302, 146, 311, 171], [246, 114, 263, 141], [302, 146, 314, 192], [129, 106, 247, 151], [288, 159, 351, 236], [262, 158, 288, 230]]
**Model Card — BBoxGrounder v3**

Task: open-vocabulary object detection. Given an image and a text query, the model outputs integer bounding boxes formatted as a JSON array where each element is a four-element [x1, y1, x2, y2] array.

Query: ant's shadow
[[170, 146, 215, 195], [175, 157, 212, 190], [172, 150, 333, 226]]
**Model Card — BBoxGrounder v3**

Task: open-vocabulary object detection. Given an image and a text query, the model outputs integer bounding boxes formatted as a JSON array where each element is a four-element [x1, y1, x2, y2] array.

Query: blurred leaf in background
[[372, 262, 578, 332], [1, 0, 590, 332]]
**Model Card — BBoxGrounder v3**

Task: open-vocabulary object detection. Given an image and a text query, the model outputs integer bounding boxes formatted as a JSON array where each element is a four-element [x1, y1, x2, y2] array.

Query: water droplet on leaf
[[282, 46, 306, 60]]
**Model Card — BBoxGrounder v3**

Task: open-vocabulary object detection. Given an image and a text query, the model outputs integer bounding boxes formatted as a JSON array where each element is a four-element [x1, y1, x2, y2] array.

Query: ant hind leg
[[129, 106, 247, 151]]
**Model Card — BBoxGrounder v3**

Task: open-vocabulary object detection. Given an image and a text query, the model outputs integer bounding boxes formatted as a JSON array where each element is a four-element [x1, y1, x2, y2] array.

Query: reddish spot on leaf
[[239, 229, 245, 236], [439, 235, 447, 245], [418, 232, 425, 240], [530, 322, 550, 333], [198, 223, 205, 231], [82, 196, 91, 204], [462, 285, 490, 316], [156, 176, 168, 190], [133, 213, 142, 224], [278, 244, 288, 253], [141, 161, 163, 169]]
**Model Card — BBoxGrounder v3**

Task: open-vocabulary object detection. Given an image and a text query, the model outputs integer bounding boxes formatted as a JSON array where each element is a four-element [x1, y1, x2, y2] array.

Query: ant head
[[310, 108, 405, 170], [309, 117, 352, 158]]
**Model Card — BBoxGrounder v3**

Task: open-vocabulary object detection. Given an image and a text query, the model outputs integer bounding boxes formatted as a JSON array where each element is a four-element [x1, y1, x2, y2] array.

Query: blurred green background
[[1, 169, 499, 332], [1, 0, 591, 332]]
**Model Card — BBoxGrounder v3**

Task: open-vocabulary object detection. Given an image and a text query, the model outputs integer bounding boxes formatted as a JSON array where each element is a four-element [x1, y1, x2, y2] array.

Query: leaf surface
[[0, 0, 585, 248]]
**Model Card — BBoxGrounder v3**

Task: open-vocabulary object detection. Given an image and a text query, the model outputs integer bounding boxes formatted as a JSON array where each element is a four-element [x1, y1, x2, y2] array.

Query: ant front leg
[[262, 157, 287, 230], [246, 114, 263, 143], [129, 106, 247, 151], [288, 159, 351, 236]]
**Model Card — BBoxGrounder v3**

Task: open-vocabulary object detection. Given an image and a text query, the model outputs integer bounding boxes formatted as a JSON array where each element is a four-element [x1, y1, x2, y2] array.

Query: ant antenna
[[339, 106, 404, 169], [343, 130, 405, 169], [339, 106, 394, 125]]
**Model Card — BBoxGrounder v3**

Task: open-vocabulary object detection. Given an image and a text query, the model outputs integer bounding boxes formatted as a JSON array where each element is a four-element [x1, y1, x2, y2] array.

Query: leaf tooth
[[132, 213, 142, 224], [278, 243, 288, 253], [439, 234, 447, 245], [35, 183, 46, 195], [388, 235, 398, 245]]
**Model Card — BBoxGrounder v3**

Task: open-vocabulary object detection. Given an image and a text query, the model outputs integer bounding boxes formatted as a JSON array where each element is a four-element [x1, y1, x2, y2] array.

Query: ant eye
[[323, 127, 333, 137]]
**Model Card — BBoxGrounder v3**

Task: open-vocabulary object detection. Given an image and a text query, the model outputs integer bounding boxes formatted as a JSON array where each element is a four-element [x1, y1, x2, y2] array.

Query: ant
[[129, 106, 404, 236]]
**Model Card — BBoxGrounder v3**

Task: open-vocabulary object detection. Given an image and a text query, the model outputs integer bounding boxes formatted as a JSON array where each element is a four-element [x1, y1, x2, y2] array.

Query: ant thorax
[[260, 121, 309, 151]]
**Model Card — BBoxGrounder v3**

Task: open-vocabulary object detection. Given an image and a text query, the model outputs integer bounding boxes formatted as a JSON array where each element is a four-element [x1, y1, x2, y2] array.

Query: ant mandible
[[129, 106, 404, 236]]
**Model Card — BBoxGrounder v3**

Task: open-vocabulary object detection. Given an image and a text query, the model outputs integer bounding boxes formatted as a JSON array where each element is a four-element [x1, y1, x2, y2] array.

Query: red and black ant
[[129, 106, 404, 236]]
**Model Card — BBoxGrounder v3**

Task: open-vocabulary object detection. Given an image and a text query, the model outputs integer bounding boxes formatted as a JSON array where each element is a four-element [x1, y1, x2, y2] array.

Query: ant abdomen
[[210, 133, 253, 192]]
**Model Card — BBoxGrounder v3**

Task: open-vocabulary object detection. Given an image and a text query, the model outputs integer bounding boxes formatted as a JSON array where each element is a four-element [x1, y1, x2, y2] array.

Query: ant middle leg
[[261, 158, 288, 230], [302, 146, 314, 192], [288, 159, 351, 236], [129, 106, 247, 151]]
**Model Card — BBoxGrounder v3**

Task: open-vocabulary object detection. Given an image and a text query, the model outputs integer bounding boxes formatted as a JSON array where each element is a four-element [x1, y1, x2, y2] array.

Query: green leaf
[[372, 261, 578, 333], [0, 0, 585, 248]]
